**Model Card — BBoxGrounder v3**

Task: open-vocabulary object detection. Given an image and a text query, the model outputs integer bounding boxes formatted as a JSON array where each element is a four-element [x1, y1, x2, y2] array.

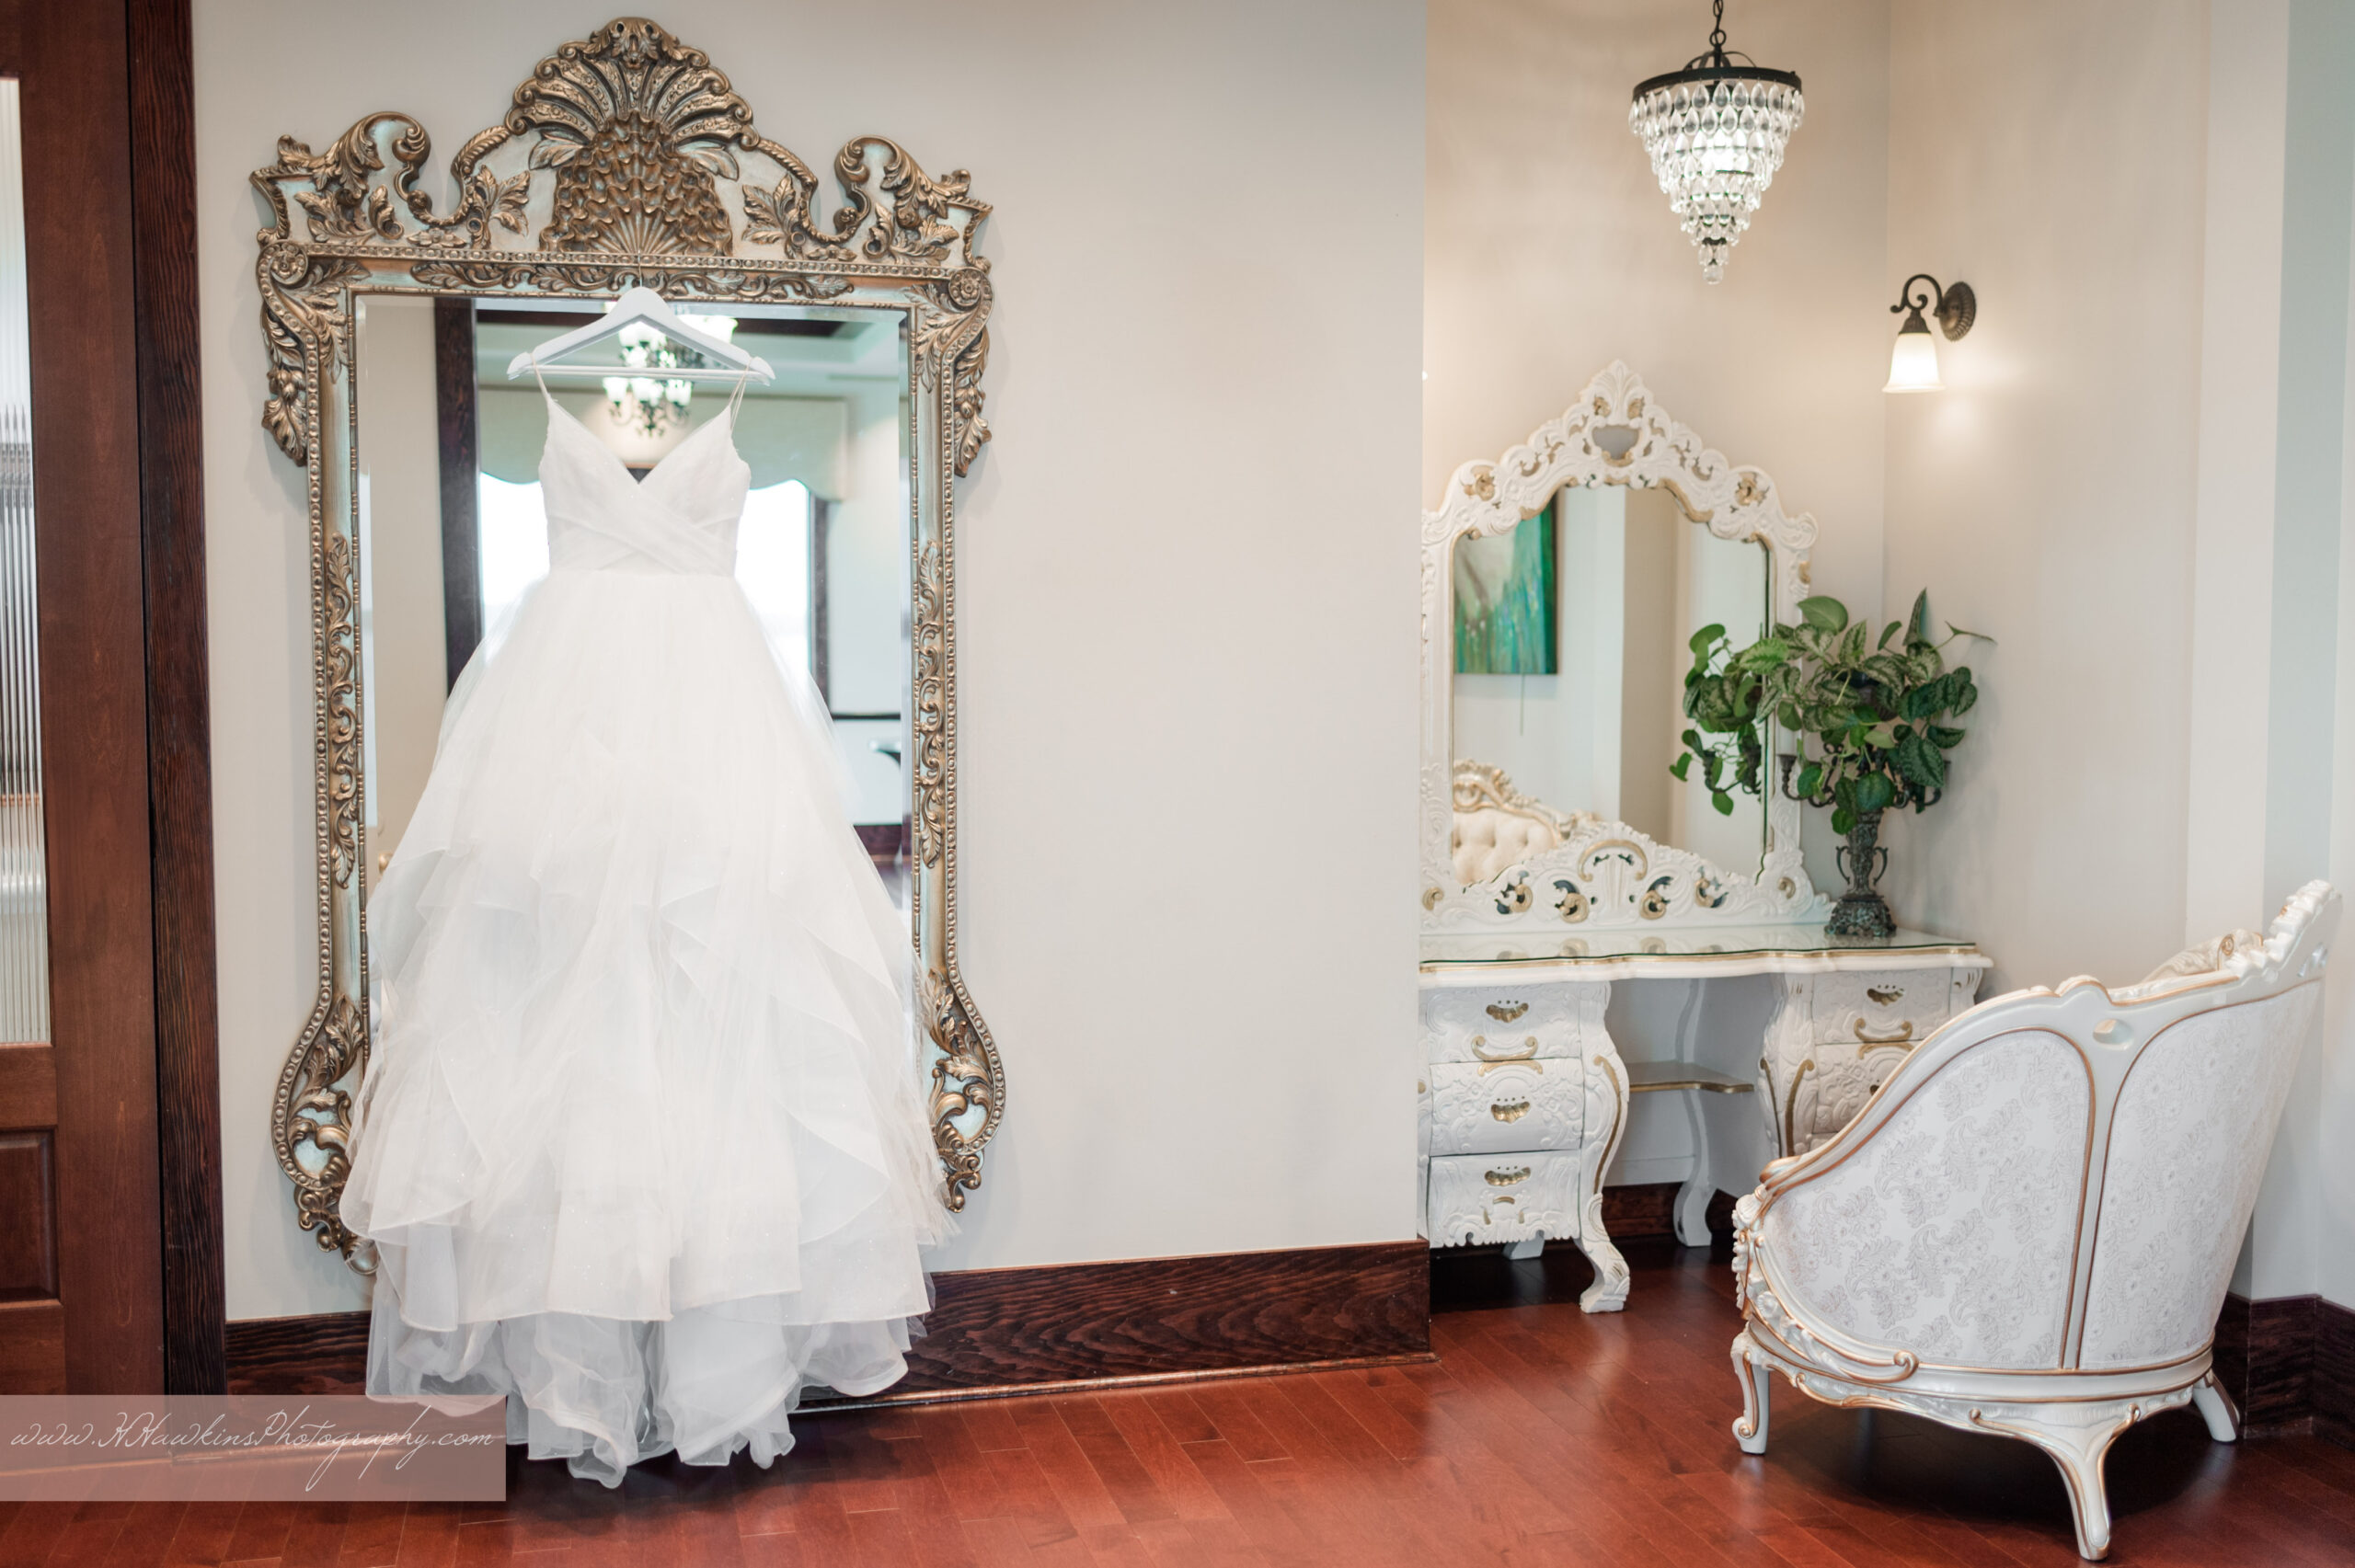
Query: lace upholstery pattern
[[1762, 1031, 2087, 1369], [2078, 985, 2317, 1368]]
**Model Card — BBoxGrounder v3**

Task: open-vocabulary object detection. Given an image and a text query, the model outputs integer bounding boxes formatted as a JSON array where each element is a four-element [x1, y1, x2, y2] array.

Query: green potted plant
[[1671, 591, 1986, 939]]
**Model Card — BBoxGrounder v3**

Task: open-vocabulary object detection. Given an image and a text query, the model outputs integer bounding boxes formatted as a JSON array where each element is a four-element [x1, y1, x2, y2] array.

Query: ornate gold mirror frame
[[258, 17, 1001, 1262], [1421, 361, 1831, 933]]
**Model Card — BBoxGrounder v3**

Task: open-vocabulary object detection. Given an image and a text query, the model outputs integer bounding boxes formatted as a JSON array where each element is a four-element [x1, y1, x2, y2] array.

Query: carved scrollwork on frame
[[257, 17, 1002, 1258], [270, 995, 370, 1261]]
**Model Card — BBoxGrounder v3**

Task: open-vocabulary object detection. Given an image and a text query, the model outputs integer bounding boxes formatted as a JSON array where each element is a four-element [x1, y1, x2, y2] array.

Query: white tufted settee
[[1449, 760, 1598, 887], [1727, 882, 2338, 1560]]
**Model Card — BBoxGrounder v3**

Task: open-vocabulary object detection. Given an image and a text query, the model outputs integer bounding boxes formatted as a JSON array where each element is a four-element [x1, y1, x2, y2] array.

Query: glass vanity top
[[1420, 924, 1986, 977]]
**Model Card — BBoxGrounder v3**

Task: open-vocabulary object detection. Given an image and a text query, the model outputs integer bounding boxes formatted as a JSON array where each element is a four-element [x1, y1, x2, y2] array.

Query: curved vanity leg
[[1673, 1085, 1712, 1247], [1573, 1034, 1631, 1312], [2192, 1370, 2240, 1442], [1730, 1334, 1770, 1454], [1760, 975, 1810, 1158]]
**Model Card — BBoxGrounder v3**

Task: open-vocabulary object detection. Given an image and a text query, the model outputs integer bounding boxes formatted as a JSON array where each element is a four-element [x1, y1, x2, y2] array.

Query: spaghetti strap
[[532, 360, 555, 402], [725, 370, 752, 422]]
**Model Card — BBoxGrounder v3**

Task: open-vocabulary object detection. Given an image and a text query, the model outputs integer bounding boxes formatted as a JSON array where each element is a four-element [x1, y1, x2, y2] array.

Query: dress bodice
[[538, 395, 748, 576]]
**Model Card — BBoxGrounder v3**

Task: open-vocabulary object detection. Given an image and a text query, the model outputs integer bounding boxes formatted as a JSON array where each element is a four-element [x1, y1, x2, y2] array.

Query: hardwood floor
[[6, 1239, 2355, 1566]]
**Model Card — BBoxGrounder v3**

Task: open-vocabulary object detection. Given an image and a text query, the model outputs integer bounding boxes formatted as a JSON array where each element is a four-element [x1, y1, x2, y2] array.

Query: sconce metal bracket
[[1893, 274, 1975, 340]]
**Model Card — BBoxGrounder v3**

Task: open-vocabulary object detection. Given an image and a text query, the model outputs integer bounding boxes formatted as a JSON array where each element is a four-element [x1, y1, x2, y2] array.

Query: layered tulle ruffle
[[340, 567, 943, 1485]]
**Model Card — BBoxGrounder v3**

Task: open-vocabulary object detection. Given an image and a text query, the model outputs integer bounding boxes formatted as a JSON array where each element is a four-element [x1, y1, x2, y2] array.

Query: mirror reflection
[[1451, 483, 1768, 885], [351, 294, 913, 909]]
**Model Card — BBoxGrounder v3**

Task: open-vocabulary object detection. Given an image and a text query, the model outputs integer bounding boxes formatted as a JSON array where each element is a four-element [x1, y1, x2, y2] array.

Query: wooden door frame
[[4, 0, 220, 1393]]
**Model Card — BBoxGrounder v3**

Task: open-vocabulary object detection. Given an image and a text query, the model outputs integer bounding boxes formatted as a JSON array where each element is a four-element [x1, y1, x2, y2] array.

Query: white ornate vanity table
[[1418, 365, 1989, 1310]]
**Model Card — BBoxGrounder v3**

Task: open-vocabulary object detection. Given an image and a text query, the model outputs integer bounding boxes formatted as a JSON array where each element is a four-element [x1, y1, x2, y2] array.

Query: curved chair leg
[[2191, 1371, 2240, 1442], [1730, 1336, 1770, 1455], [2044, 1436, 2116, 1561], [1994, 1418, 2127, 1562]]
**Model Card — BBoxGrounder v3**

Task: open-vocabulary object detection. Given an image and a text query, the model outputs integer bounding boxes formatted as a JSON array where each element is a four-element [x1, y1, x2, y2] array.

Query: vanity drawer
[[1426, 1150, 1581, 1248], [1421, 984, 1602, 1064], [1425, 1059, 1583, 1156], [1808, 970, 1967, 1050]]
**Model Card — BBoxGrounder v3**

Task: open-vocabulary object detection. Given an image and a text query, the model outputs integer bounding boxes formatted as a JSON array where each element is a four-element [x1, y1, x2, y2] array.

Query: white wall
[[198, 0, 1425, 1319], [1428, 0, 1891, 896], [1881, 0, 2211, 994], [1884, 0, 2355, 1310]]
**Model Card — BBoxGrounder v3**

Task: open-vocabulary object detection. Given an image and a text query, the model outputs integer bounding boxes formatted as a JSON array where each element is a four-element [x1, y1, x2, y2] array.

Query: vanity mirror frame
[[1422, 361, 1829, 932], [254, 17, 1001, 1261]]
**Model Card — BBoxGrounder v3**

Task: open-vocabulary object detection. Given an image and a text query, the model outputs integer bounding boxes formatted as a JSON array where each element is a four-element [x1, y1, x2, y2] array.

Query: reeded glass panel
[[0, 80, 50, 1044]]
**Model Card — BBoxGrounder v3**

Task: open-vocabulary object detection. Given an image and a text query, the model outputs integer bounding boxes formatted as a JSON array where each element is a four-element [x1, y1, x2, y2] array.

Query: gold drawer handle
[[1867, 986, 1903, 1005], [1489, 1100, 1531, 1123], [1484, 1165, 1532, 1186], [1854, 1021, 1913, 1046], [1472, 1035, 1539, 1062], [1486, 1001, 1529, 1022]]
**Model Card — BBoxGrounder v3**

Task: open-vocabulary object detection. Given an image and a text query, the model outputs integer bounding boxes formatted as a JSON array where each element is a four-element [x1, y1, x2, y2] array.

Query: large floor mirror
[[255, 17, 1003, 1261]]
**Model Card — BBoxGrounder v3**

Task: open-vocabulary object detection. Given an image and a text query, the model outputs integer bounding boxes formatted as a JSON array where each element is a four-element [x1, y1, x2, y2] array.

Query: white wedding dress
[[340, 386, 946, 1486]]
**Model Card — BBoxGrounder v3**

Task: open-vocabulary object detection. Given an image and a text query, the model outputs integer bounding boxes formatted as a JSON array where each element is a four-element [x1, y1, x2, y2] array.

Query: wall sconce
[[1884, 274, 1975, 393]]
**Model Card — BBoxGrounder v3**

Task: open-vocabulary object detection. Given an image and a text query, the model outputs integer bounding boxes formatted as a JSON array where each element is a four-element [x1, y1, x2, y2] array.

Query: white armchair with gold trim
[[1728, 882, 2337, 1560]]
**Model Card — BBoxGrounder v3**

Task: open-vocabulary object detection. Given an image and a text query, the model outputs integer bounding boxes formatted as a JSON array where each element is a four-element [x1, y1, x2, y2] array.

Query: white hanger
[[504, 285, 775, 384]]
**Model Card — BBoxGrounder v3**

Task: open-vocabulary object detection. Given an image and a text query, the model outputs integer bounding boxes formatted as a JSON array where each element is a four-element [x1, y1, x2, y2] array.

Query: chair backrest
[[1756, 882, 2336, 1374]]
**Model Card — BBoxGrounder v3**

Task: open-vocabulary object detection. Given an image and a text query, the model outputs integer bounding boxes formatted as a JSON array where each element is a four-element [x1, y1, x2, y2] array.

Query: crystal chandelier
[[1628, 0, 1804, 283], [603, 313, 739, 438]]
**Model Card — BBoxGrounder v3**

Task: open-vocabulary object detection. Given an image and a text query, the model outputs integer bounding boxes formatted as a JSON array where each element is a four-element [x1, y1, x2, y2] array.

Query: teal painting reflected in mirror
[[1453, 498, 1557, 675]]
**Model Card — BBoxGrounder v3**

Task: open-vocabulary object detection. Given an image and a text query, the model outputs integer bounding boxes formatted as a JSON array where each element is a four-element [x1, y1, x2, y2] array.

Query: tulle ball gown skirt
[[339, 565, 947, 1487]]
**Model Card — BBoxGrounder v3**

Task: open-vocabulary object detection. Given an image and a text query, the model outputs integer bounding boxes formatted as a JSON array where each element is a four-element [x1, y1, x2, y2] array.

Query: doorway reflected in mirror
[[1451, 484, 1768, 882], [351, 296, 915, 910]]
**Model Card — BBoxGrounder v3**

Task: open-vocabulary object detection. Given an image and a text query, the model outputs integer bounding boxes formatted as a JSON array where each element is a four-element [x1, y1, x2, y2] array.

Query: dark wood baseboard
[[2211, 1291, 2355, 1448], [224, 1309, 367, 1395], [2320, 1298, 2355, 1450], [1595, 1181, 1737, 1242], [226, 1240, 1430, 1403]]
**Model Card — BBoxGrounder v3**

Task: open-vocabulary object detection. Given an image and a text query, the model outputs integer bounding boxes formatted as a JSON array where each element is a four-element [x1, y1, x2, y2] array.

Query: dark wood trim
[[224, 1310, 370, 1397], [881, 1241, 1428, 1398], [125, 0, 222, 1400], [227, 1241, 1432, 1402], [434, 297, 482, 688], [2317, 1298, 2355, 1452], [2211, 1290, 2344, 1441], [14, 0, 167, 1391], [0, 1040, 58, 1127], [1594, 1181, 1737, 1242]]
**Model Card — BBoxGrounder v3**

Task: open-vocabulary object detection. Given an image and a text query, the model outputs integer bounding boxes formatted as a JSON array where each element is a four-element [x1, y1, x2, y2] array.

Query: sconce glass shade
[[1883, 312, 1943, 393]]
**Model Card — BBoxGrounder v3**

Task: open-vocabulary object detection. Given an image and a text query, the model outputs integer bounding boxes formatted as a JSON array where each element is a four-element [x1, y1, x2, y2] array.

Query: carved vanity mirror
[[258, 17, 1001, 1261], [1421, 362, 1827, 932]]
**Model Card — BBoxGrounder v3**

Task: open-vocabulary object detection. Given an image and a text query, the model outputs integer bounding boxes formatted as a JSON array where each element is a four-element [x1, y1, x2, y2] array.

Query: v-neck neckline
[[543, 395, 739, 489]]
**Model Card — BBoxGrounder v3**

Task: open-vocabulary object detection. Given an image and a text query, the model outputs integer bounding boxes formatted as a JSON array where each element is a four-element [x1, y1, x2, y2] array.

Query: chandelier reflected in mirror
[[1629, 0, 1804, 283], [602, 312, 741, 438]]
